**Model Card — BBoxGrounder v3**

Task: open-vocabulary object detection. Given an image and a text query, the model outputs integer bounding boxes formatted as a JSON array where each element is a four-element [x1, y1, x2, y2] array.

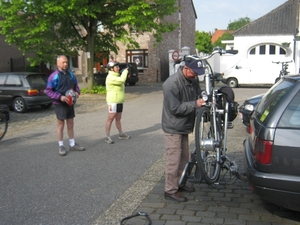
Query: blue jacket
[[46, 70, 80, 105]]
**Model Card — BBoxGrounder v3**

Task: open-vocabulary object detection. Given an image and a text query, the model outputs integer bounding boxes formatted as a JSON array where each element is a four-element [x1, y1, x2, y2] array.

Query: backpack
[[217, 86, 238, 122]]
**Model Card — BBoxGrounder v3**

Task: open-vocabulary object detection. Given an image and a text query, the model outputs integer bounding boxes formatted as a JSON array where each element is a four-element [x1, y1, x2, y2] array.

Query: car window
[[278, 91, 300, 128], [5, 75, 22, 86], [256, 80, 294, 123], [26, 74, 48, 87], [0, 74, 7, 86]]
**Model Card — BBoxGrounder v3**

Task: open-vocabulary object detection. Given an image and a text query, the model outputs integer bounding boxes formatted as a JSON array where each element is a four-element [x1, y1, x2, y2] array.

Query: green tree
[[0, 0, 178, 90], [227, 17, 251, 30], [195, 31, 212, 54]]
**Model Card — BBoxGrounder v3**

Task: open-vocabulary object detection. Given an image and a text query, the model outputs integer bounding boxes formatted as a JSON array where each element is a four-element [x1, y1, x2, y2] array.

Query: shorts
[[54, 103, 75, 120], [107, 103, 123, 113]]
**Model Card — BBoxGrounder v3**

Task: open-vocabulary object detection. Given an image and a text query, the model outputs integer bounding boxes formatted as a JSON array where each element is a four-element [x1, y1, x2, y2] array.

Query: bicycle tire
[[195, 106, 221, 184], [0, 115, 8, 141]]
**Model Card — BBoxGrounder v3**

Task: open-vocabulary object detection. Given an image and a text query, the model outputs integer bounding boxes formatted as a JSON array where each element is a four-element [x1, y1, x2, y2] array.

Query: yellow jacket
[[105, 69, 128, 103]]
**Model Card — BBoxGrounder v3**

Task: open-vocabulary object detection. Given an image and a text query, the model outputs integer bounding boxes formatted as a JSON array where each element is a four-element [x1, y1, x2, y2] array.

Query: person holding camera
[[162, 56, 206, 202], [104, 61, 131, 144]]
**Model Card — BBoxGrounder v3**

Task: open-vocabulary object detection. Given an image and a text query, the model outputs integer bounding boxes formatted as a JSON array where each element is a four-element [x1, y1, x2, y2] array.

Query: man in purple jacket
[[46, 55, 85, 156]]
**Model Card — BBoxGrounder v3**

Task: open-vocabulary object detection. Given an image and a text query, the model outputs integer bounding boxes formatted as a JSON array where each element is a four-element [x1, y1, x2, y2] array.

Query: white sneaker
[[105, 137, 114, 144]]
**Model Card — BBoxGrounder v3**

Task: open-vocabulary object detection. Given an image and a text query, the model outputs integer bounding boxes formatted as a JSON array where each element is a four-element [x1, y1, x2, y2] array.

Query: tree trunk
[[87, 28, 95, 91]]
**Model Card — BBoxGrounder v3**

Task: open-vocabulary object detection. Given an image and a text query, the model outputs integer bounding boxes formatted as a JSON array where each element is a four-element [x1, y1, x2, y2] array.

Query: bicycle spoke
[[195, 107, 221, 184]]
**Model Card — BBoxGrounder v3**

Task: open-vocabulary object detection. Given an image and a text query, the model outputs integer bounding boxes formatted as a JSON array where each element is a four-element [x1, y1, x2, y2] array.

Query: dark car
[[239, 93, 263, 130], [0, 72, 52, 113], [244, 74, 300, 212], [94, 62, 139, 86]]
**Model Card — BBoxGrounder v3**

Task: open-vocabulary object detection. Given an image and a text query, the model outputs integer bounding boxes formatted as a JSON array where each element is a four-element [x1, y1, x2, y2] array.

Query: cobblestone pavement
[[106, 119, 300, 225], [93, 101, 300, 225]]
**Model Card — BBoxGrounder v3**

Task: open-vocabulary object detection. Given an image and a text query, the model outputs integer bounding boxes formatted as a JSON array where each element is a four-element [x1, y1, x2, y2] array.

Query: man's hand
[[60, 95, 69, 104], [196, 98, 206, 108]]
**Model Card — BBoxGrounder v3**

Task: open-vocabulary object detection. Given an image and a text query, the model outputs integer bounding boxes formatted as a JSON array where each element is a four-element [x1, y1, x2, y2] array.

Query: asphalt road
[[0, 84, 270, 225]]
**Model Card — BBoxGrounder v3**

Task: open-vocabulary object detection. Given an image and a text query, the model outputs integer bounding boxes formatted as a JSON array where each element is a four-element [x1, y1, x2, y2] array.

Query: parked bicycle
[[179, 48, 247, 187], [272, 60, 292, 83], [0, 104, 10, 141]]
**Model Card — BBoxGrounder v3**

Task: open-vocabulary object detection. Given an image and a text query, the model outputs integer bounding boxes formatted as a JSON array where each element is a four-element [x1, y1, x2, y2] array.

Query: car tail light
[[254, 137, 273, 164], [248, 124, 253, 134], [28, 89, 39, 96]]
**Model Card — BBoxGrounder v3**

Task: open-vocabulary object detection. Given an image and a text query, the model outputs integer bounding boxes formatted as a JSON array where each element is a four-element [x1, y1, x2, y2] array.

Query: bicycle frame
[[178, 48, 246, 186], [197, 48, 240, 184]]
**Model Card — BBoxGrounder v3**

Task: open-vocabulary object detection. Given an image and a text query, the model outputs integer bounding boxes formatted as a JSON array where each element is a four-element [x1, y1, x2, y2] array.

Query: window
[[280, 48, 286, 55], [68, 55, 78, 69], [256, 80, 292, 124], [249, 48, 256, 55], [71, 56, 78, 68], [269, 45, 275, 55], [249, 44, 287, 56], [0, 75, 7, 86], [26, 74, 48, 88], [126, 49, 148, 69], [259, 45, 266, 54], [278, 91, 300, 128], [5, 75, 22, 86]]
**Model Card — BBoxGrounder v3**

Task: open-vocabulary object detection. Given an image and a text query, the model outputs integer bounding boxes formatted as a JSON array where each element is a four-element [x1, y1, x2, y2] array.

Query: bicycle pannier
[[217, 86, 238, 122]]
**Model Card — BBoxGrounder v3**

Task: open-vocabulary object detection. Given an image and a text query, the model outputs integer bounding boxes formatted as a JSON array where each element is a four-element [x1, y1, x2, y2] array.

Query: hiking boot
[[105, 137, 114, 144], [69, 143, 85, 151], [118, 133, 131, 140], [59, 146, 67, 156]]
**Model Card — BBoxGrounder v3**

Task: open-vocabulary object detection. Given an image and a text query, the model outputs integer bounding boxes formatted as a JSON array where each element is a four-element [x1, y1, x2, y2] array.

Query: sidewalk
[[93, 118, 300, 225]]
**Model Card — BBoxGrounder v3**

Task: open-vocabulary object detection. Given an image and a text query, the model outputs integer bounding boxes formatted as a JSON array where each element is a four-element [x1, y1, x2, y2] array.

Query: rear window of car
[[26, 74, 48, 88], [255, 80, 294, 123], [278, 91, 300, 128]]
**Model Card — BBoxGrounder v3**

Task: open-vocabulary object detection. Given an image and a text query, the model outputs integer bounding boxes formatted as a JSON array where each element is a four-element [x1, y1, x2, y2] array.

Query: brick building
[[111, 0, 197, 82]]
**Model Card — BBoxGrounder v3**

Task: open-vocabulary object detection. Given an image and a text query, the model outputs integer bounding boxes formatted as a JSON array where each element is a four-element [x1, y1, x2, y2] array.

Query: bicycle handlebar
[[173, 47, 238, 66], [198, 47, 238, 60]]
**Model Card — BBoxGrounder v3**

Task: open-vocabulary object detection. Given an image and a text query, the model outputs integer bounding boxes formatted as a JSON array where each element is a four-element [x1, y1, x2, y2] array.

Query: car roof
[[284, 74, 300, 81]]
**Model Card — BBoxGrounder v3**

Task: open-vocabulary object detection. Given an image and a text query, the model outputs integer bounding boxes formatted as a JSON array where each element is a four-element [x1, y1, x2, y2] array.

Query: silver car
[[244, 74, 300, 212]]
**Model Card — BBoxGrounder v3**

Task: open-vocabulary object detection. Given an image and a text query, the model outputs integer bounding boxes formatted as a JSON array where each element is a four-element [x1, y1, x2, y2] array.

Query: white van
[[222, 58, 295, 87]]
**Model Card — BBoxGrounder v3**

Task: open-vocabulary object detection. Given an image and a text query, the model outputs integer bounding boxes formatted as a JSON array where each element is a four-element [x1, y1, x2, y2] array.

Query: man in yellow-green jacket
[[105, 61, 131, 144]]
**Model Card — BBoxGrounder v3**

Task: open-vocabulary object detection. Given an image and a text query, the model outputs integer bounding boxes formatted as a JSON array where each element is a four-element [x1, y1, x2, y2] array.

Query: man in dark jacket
[[46, 55, 85, 156], [162, 55, 206, 202]]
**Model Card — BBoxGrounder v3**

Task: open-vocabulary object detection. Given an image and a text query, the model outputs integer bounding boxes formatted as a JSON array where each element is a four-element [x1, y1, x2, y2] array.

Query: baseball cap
[[184, 55, 205, 75]]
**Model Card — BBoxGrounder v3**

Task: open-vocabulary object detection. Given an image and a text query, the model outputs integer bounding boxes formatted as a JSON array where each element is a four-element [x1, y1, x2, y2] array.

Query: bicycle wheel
[[195, 106, 221, 184], [0, 114, 8, 141]]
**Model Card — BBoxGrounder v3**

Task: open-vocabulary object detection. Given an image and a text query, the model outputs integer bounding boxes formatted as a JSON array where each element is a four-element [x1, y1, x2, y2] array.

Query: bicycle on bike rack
[[0, 104, 10, 141], [272, 60, 292, 83], [179, 47, 247, 187]]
